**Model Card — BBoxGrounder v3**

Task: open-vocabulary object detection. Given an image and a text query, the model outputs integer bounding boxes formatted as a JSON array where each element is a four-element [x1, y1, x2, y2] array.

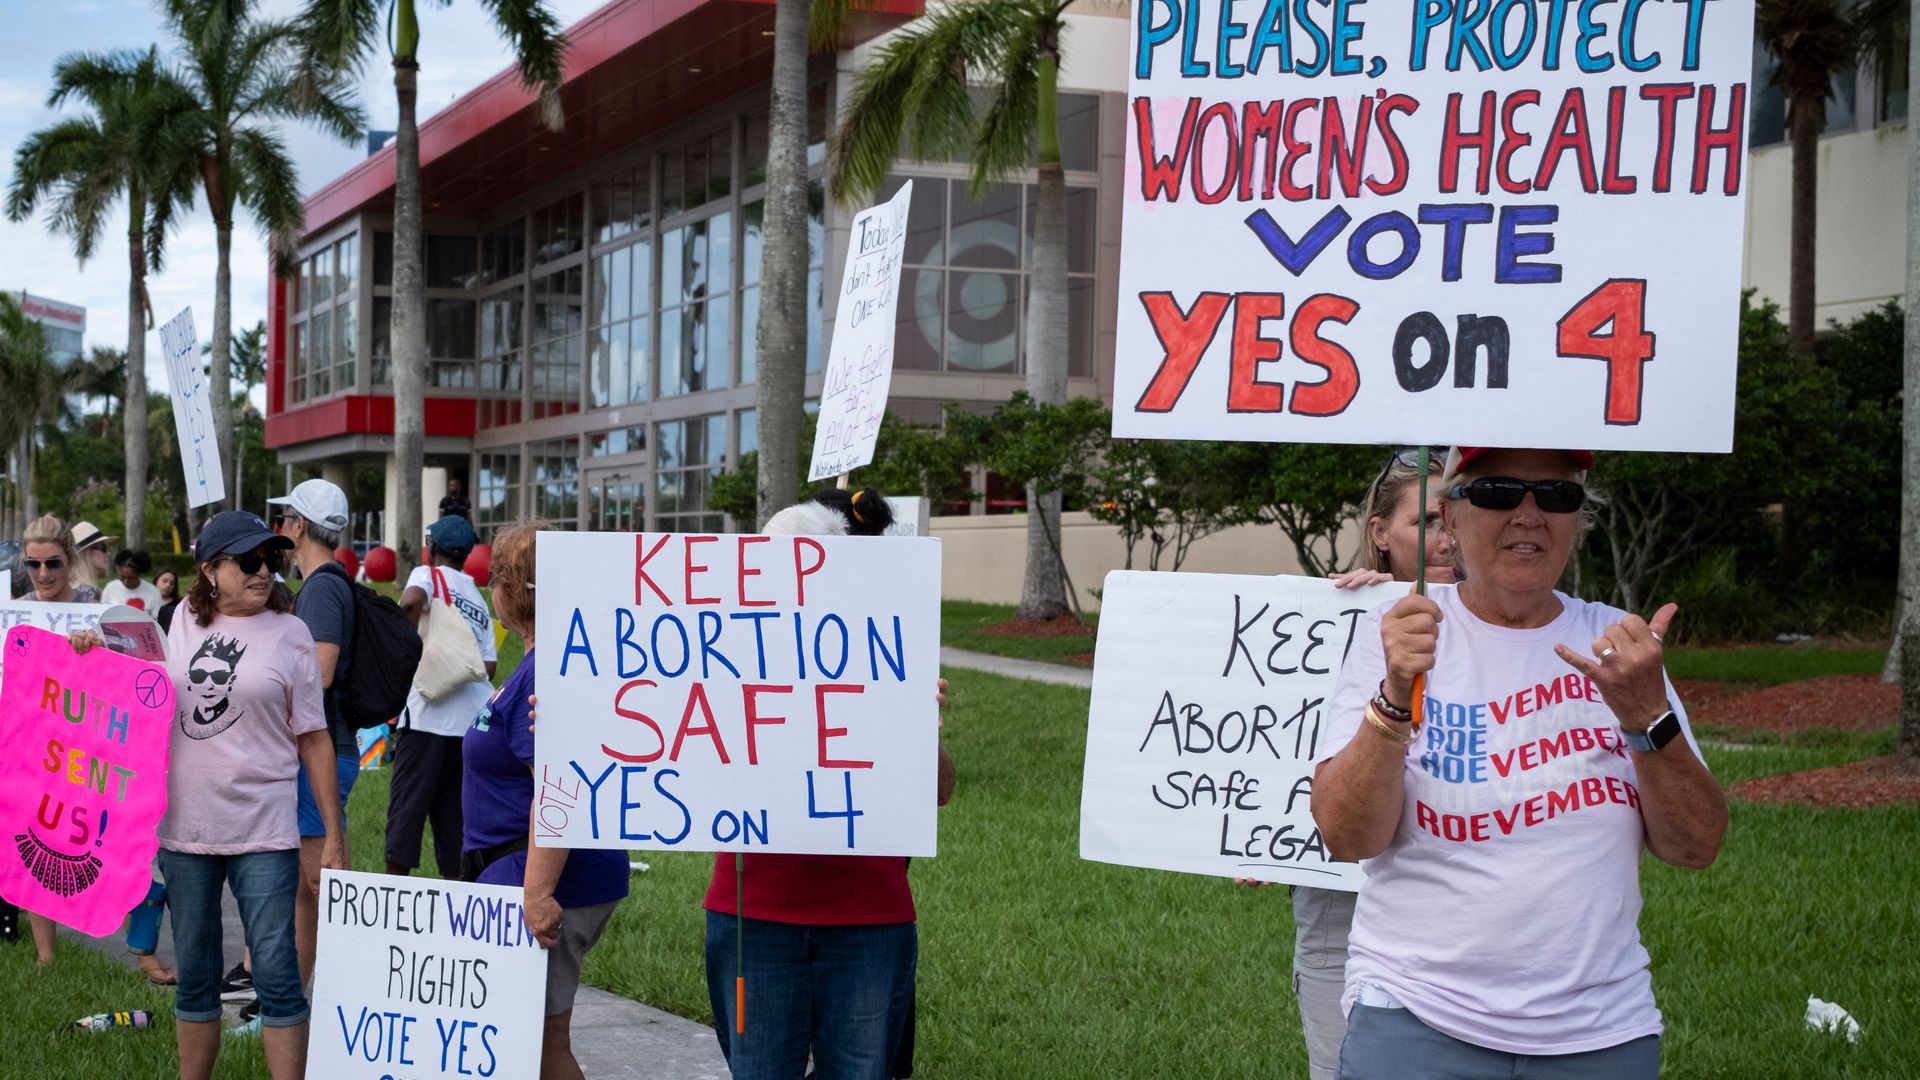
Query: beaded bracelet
[[1372, 682, 1416, 727], [1362, 702, 1415, 748]]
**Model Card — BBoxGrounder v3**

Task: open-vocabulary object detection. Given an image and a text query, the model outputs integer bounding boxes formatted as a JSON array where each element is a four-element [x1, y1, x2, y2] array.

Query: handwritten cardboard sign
[[0, 625, 172, 936], [809, 182, 912, 481], [1081, 571, 1397, 889], [533, 531, 942, 856], [308, 870, 547, 1078], [0, 601, 104, 689], [159, 306, 226, 508], [1114, 1, 1754, 451]]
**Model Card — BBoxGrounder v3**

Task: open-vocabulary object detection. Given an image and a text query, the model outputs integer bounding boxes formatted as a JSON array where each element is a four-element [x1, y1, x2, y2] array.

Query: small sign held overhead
[[158, 307, 226, 508], [809, 182, 913, 482]]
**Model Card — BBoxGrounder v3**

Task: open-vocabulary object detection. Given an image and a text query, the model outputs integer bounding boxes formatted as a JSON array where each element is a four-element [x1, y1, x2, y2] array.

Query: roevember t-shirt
[[1322, 585, 1704, 1056], [463, 648, 629, 909], [160, 605, 328, 853]]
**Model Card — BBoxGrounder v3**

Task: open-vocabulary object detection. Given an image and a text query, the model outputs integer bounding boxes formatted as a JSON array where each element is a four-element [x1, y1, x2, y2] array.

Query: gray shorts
[[1338, 1003, 1660, 1080], [1291, 886, 1357, 1080], [545, 900, 618, 1017]]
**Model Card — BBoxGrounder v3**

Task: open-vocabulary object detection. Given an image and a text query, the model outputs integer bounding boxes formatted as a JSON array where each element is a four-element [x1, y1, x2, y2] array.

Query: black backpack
[[308, 562, 423, 729]]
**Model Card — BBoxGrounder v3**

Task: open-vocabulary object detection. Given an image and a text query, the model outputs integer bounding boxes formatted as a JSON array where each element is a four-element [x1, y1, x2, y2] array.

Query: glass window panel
[[707, 292, 731, 389], [684, 223, 710, 302], [427, 298, 477, 359], [311, 308, 332, 375], [630, 239, 652, 320], [290, 321, 307, 402], [533, 192, 583, 265], [609, 246, 631, 323], [1057, 92, 1100, 172], [737, 409, 757, 455], [807, 82, 828, 167], [806, 267, 823, 373], [739, 285, 759, 385], [335, 300, 356, 390], [628, 316, 650, 403], [661, 147, 684, 217], [311, 253, 332, 305], [742, 202, 763, 287], [1069, 276, 1093, 378], [658, 305, 682, 396], [710, 129, 733, 200], [656, 419, 684, 472], [896, 268, 942, 371], [292, 263, 305, 311], [949, 182, 1021, 270], [339, 234, 358, 294], [744, 109, 770, 187], [590, 253, 614, 326], [682, 303, 709, 393], [480, 220, 525, 284], [708, 212, 732, 296], [590, 178, 613, 244], [373, 231, 393, 287], [371, 296, 392, 384], [946, 270, 1019, 373], [425, 234, 478, 288], [884, 176, 944, 265], [684, 136, 709, 210], [661, 228, 684, 310], [808, 179, 825, 268]]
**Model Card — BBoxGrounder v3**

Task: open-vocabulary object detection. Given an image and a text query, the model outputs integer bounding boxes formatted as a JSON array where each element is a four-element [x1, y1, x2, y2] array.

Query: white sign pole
[[808, 183, 913, 482], [533, 530, 943, 856], [1113, 2, 1755, 451], [158, 307, 226, 508], [1081, 571, 1400, 889], [308, 870, 548, 1077]]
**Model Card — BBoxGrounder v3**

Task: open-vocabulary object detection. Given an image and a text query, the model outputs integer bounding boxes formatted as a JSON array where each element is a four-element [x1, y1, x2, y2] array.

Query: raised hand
[[1380, 590, 1442, 707], [1554, 603, 1678, 733]]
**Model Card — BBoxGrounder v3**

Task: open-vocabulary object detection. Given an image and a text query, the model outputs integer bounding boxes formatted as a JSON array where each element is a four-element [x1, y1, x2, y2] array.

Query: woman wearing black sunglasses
[[1312, 448, 1727, 1080], [73, 511, 345, 1079]]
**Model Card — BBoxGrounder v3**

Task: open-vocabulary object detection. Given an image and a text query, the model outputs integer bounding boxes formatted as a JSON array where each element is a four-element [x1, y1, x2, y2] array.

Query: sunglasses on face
[[189, 667, 233, 686], [23, 559, 66, 572], [1447, 477, 1588, 514], [218, 551, 284, 576]]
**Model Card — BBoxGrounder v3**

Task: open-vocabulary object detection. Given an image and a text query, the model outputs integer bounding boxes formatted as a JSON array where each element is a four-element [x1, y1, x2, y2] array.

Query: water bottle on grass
[[71, 1011, 150, 1033]]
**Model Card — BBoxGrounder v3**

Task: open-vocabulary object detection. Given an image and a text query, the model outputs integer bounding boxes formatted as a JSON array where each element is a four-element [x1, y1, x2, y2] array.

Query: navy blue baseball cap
[[427, 514, 478, 553], [194, 511, 294, 564]]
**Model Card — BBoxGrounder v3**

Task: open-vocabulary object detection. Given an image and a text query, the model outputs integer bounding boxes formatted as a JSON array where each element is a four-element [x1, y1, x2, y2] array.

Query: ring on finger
[[1650, 631, 1663, 644], [1598, 646, 1617, 660]]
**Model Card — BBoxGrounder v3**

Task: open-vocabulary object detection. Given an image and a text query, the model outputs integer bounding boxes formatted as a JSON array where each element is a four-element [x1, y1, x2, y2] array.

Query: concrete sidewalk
[[66, 887, 728, 1079], [941, 645, 1093, 688]]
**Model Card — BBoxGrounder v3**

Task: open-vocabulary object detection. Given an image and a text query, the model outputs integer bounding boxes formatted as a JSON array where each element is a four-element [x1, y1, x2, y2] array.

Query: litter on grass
[[1806, 996, 1864, 1042]]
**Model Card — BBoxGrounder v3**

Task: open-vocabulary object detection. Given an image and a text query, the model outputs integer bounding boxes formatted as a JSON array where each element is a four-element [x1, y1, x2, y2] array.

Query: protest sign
[[809, 182, 913, 481], [0, 625, 171, 936], [0, 601, 103, 687], [1115, 1, 1754, 452], [884, 496, 930, 538], [533, 531, 942, 856], [158, 306, 226, 508], [99, 605, 166, 664], [1081, 571, 1398, 889], [308, 869, 547, 1078]]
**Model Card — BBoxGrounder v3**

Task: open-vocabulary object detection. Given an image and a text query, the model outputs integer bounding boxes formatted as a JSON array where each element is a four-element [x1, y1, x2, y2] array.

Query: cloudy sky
[[0, 0, 607, 401]]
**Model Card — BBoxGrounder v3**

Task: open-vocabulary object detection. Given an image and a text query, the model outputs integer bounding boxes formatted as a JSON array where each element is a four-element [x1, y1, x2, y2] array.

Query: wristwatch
[[1622, 710, 1682, 753]]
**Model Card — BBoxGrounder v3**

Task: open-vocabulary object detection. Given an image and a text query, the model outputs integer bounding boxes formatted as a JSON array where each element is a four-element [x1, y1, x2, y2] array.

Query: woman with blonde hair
[[20, 514, 98, 605]]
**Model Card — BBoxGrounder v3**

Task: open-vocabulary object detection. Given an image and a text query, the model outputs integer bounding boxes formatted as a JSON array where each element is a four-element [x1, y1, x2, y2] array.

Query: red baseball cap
[[1455, 447, 1594, 471]]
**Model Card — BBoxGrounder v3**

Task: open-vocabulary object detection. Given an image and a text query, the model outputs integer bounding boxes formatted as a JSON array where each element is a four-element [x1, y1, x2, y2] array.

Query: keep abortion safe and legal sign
[[1081, 572, 1397, 890], [1115, 0, 1754, 451], [533, 531, 942, 856]]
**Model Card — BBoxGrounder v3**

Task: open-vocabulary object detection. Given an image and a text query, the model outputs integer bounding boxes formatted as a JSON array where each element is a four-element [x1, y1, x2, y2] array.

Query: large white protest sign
[[308, 870, 548, 1078], [0, 601, 102, 687], [158, 307, 225, 507], [809, 182, 912, 481], [1081, 571, 1398, 889], [534, 531, 942, 856], [1115, 2, 1754, 452]]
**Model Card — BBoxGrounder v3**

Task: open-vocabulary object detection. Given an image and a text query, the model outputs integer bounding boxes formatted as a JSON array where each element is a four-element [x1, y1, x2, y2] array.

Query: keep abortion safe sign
[[309, 870, 547, 1078], [1081, 572, 1397, 890], [1115, 0, 1754, 451], [533, 532, 942, 856]]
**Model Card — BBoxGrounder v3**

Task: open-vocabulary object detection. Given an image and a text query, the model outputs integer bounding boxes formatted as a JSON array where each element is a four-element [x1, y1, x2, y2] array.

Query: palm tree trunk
[[1897, 0, 1920, 759], [392, 53, 427, 576], [754, 0, 810, 528], [211, 216, 235, 505], [1787, 95, 1819, 351], [1015, 47, 1072, 621], [126, 215, 150, 549]]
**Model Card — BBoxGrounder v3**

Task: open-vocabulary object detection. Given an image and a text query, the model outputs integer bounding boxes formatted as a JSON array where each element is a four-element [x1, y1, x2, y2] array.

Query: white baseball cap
[[268, 478, 350, 531]]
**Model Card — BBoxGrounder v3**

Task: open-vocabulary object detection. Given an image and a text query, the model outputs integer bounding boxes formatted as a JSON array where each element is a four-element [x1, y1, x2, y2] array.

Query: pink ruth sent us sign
[[0, 625, 172, 937]]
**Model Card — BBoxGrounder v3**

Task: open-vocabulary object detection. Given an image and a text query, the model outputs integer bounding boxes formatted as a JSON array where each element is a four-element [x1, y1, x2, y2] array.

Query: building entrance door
[[586, 468, 645, 532]]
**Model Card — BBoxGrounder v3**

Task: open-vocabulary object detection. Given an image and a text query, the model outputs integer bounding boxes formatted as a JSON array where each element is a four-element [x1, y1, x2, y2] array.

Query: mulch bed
[[1062, 652, 1095, 667], [1731, 755, 1920, 809], [983, 616, 1094, 639], [1672, 679, 1753, 717], [1686, 675, 1899, 734]]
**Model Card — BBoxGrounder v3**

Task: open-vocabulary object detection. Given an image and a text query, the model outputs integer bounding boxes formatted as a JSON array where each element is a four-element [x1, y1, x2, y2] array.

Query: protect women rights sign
[[1080, 572, 1397, 890], [1115, 0, 1754, 451], [533, 531, 943, 856], [309, 870, 547, 1078], [0, 625, 171, 936]]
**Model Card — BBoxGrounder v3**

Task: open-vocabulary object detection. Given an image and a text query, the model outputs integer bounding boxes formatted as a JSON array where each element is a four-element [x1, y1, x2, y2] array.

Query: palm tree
[[0, 295, 85, 534], [297, 0, 566, 578], [7, 47, 200, 549], [76, 345, 128, 428], [169, 0, 364, 505], [832, 0, 1076, 619]]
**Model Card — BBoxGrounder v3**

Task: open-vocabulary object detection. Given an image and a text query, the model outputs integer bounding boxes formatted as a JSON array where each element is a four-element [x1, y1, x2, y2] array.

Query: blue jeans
[[296, 752, 360, 837], [158, 848, 307, 1027], [705, 913, 916, 1080]]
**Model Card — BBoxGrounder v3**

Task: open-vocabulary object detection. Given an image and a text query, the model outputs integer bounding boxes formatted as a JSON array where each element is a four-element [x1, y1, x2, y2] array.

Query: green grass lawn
[[943, 600, 1099, 665], [10, 657, 1913, 1077]]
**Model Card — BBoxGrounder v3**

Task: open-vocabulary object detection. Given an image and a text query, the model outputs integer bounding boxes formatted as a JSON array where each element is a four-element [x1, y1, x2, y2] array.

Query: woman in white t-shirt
[[102, 548, 165, 611], [1313, 447, 1728, 1080]]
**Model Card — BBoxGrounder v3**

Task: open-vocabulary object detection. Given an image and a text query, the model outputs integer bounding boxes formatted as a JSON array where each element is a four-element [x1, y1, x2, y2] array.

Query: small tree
[[1089, 439, 1248, 571], [1236, 443, 1382, 578]]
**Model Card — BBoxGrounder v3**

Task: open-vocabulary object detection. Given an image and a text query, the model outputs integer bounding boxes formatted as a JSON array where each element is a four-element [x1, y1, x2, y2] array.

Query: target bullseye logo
[[135, 668, 170, 709]]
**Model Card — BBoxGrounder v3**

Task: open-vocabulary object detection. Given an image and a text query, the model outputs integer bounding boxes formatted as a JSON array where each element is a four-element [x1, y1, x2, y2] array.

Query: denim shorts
[[1338, 1003, 1660, 1080], [296, 752, 361, 838], [157, 847, 307, 1026]]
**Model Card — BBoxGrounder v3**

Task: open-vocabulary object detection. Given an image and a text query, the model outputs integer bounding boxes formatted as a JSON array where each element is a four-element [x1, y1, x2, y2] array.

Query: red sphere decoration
[[464, 543, 492, 587], [363, 545, 397, 583], [332, 547, 360, 579]]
